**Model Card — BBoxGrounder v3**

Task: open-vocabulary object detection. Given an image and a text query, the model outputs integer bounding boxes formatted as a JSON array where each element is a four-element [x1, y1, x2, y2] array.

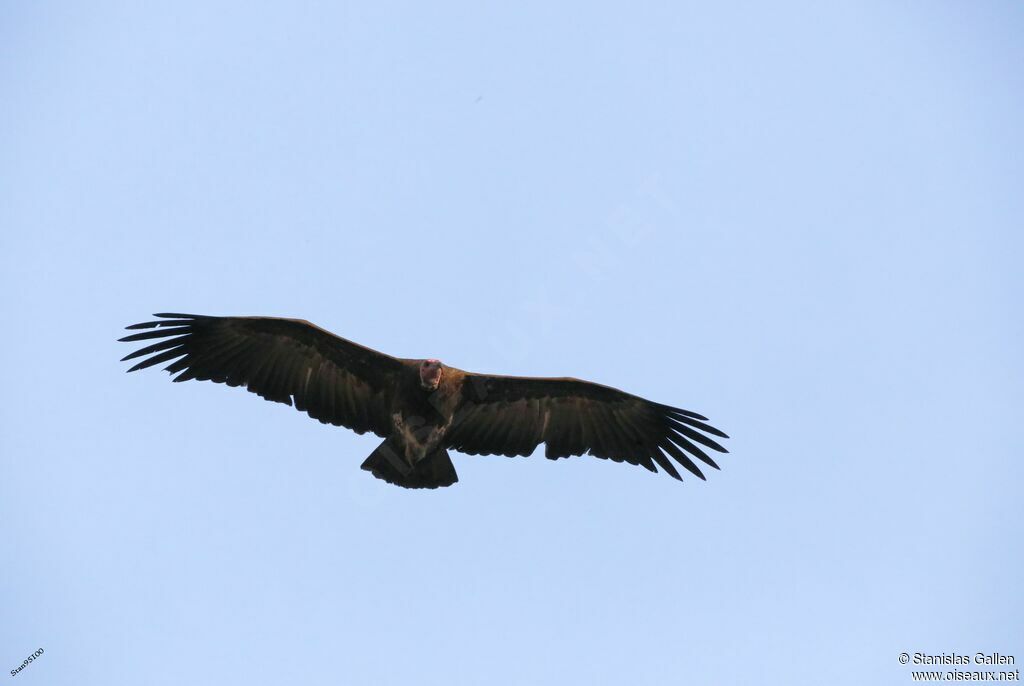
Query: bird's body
[[120, 314, 729, 488]]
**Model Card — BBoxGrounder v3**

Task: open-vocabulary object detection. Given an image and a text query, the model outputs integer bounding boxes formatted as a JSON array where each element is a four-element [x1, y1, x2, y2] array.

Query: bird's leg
[[392, 412, 451, 465], [413, 426, 446, 464], [391, 413, 418, 468], [392, 413, 435, 466]]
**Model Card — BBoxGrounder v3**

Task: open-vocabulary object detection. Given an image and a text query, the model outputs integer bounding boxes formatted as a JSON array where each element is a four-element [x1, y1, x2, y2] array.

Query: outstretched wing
[[446, 374, 728, 481], [120, 313, 403, 437]]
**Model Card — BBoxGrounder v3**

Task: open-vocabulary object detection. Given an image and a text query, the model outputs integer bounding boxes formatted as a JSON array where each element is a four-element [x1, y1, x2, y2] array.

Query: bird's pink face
[[419, 359, 443, 390]]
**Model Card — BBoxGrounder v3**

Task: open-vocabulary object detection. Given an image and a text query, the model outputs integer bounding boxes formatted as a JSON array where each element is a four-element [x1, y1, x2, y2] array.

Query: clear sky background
[[2, 2, 1021, 685]]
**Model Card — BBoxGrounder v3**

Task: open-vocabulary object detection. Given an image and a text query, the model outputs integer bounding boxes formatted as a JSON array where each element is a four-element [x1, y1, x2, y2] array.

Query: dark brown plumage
[[120, 313, 729, 489]]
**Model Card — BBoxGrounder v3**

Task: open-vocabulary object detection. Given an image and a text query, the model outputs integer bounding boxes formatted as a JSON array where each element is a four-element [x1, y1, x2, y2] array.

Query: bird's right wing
[[119, 313, 404, 437]]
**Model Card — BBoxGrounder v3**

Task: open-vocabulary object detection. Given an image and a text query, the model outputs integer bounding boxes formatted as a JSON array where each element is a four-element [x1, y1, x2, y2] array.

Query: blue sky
[[2, 2, 1021, 684]]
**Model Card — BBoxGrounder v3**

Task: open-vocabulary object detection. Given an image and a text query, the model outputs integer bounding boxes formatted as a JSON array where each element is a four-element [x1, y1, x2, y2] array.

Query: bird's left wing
[[445, 373, 728, 481], [119, 313, 404, 437]]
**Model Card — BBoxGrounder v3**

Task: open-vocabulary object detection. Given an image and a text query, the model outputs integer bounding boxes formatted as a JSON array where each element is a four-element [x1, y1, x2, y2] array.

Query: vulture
[[120, 314, 729, 489]]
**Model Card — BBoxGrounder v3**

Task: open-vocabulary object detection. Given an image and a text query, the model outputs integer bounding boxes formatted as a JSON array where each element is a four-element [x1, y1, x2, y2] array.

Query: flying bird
[[120, 314, 729, 489]]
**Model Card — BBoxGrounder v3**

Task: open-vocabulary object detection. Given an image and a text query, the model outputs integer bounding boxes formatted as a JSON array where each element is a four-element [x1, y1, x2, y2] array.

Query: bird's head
[[419, 359, 443, 391]]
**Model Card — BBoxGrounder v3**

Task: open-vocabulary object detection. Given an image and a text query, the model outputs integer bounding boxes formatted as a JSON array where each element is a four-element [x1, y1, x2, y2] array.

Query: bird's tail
[[360, 438, 459, 489]]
